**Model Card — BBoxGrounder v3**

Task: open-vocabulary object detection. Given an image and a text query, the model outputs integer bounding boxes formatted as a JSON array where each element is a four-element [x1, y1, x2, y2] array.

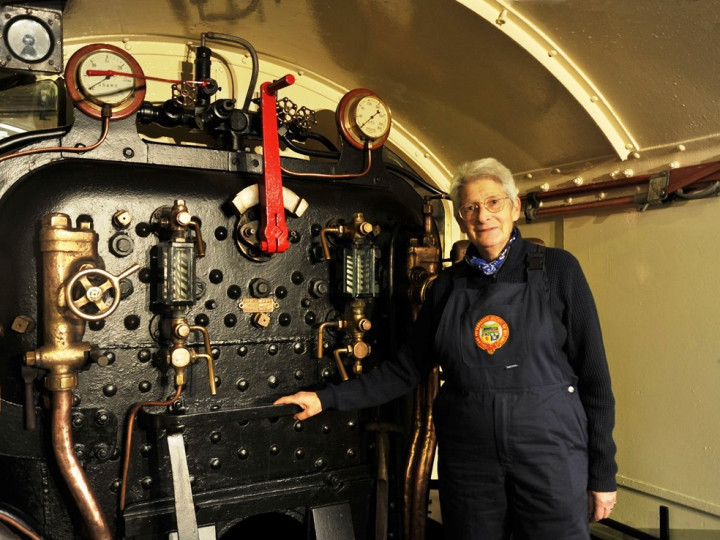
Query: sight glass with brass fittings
[[151, 200, 216, 394], [317, 212, 380, 379]]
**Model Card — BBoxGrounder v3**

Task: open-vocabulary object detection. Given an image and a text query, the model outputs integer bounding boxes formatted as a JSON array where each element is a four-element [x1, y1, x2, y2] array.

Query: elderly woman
[[275, 158, 617, 539]]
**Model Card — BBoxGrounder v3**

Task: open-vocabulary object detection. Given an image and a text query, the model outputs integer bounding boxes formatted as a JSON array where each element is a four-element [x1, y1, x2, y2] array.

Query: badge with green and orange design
[[473, 315, 509, 355]]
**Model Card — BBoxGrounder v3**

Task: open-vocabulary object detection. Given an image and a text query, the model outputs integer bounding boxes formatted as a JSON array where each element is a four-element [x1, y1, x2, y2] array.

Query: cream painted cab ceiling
[[62, 0, 720, 185]]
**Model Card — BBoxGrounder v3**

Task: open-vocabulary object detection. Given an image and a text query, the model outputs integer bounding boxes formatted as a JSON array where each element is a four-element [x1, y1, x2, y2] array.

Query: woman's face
[[457, 177, 520, 260]]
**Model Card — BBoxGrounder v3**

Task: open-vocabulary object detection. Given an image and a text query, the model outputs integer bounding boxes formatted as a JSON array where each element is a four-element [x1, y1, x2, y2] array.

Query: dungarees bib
[[432, 248, 590, 540]]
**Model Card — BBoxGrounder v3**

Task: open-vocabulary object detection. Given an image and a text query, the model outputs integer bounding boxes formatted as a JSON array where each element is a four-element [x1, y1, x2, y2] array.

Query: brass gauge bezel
[[336, 88, 392, 150], [64, 43, 146, 120]]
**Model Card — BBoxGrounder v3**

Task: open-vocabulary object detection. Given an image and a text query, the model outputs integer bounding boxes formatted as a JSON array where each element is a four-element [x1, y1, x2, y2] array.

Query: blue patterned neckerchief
[[466, 228, 518, 275]]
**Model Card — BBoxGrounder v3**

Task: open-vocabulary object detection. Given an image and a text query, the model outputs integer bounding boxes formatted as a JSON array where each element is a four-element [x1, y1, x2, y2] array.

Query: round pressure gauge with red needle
[[65, 43, 146, 120]]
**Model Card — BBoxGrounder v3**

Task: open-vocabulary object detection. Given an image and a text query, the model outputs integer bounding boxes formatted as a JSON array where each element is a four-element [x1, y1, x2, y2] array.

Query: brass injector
[[317, 212, 380, 380], [406, 196, 443, 319], [24, 213, 139, 540], [151, 200, 215, 393]]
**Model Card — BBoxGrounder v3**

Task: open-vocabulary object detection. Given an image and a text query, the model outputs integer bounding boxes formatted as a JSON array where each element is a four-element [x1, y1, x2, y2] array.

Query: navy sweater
[[317, 232, 618, 492]]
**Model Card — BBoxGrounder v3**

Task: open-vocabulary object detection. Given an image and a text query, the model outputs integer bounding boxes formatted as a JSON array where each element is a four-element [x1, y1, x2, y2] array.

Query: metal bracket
[[636, 170, 670, 211], [312, 503, 356, 540], [167, 432, 200, 540]]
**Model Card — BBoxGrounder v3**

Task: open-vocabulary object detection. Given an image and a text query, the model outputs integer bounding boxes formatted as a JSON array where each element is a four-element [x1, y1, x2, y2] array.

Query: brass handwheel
[[65, 264, 140, 321]]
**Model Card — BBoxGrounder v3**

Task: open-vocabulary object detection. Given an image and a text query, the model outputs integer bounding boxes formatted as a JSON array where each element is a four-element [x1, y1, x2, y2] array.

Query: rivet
[[72, 413, 85, 429], [110, 479, 121, 493], [237, 345, 249, 357], [622, 169, 634, 178], [138, 349, 152, 362], [275, 286, 288, 299], [237, 448, 249, 459], [103, 384, 117, 397], [210, 458, 221, 469], [138, 380, 152, 392], [291, 271, 304, 285], [573, 177, 583, 186], [525, 173, 533, 179], [346, 448, 357, 459], [279, 313, 291, 326], [227, 285, 242, 299], [214, 226, 228, 240], [209, 269, 224, 284], [294, 420, 304, 431], [677, 144, 686, 152], [224, 313, 237, 327], [268, 344, 279, 356], [314, 457, 326, 469], [294, 369, 305, 380], [322, 424, 331, 434], [295, 448, 305, 459], [140, 476, 153, 489], [141, 444, 152, 457], [236, 378, 249, 391], [269, 445, 280, 456], [95, 410, 110, 425], [267, 375, 279, 388], [293, 342, 306, 355], [347, 420, 357, 430]]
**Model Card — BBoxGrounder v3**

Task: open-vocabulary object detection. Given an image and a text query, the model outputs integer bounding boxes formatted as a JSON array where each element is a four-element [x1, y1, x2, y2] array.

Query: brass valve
[[316, 299, 373, 381], [319, 212, 380, 260], [165, 320, 216, 395]]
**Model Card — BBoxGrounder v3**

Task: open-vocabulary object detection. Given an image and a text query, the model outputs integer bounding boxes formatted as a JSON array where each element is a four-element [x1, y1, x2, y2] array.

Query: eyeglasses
[[457, 196, 511, 220]]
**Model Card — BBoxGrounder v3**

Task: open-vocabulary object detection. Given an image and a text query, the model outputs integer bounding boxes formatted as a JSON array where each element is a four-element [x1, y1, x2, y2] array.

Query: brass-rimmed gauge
[[64, 43, 146, 120], [336, 88, 392, 150]]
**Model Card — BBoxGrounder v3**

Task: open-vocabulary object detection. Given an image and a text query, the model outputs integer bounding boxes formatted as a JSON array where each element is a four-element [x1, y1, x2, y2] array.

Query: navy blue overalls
[[433, 247, 590, 540]]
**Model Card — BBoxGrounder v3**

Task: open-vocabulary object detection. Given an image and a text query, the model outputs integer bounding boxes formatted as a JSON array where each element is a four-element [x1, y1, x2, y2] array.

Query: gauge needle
[[359, 110, 381, 128], [87, 75, 111, 90]]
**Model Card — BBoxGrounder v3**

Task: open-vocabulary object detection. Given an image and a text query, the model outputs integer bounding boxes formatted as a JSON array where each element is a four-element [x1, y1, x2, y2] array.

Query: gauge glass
[[354, 96, 390, 139], [77, 51, 136, 106]]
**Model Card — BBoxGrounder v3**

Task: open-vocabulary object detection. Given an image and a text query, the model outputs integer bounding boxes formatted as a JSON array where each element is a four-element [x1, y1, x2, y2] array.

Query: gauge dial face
[[78, 51, 136, 106], [337, 89, 392, 150], [65, 43, 146, 120], [354, 96, 390, 139]]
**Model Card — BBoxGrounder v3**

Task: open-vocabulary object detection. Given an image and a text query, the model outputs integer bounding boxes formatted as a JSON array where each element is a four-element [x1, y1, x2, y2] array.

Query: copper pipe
[[53, 390, 111, 539], [319, 226, 343, 260], [119, 386, 183, 511], [0, 114, 110, 164], [402, 384, 424, 540], [410, 366, 440, 540], [0, 513, 43, 540]]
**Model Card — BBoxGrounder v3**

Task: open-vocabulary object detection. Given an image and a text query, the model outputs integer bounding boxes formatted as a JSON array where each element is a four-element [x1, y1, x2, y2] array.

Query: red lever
[[259, 74, 295, 253]]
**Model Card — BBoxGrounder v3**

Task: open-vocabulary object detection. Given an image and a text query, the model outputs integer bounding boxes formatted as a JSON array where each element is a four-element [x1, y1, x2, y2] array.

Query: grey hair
[[449, 158, 519, 210]]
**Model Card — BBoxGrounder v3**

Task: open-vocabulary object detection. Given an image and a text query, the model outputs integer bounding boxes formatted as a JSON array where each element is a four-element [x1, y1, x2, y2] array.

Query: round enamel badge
[[473, 315, 509, 355]]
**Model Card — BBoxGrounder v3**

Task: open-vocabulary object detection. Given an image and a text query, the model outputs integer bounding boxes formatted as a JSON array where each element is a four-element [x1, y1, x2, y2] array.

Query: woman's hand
[[588, 490, 617, 522], [273, 391, 322, 420]]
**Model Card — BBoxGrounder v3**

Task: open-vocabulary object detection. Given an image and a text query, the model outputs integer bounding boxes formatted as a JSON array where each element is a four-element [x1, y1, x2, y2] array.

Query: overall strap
[[525, 244, 550, 300]]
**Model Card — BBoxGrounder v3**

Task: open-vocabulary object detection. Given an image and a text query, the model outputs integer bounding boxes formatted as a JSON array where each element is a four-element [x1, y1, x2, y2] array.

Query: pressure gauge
[[64, 44, 146, 120], [336, 88, 392, 150]]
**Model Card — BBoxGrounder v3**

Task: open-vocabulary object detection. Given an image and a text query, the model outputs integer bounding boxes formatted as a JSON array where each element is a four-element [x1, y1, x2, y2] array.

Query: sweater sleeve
[[551, 250, 618, 492]]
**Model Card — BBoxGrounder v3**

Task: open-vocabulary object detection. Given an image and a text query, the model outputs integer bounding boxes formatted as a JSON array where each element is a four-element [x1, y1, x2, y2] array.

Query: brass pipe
[[188, 218, 206, 258], [332, 346, 351, 381], [188, 324, 216, 394], [319, 226, 343, 260], [53, 390, 111, 539], [316, 320, 344, 358]]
